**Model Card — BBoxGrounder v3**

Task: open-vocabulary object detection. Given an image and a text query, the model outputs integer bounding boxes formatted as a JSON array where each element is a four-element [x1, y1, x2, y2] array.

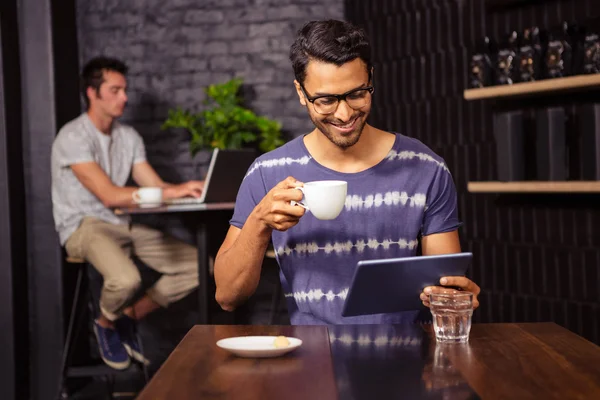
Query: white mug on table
[[132, 187, 163, 206]]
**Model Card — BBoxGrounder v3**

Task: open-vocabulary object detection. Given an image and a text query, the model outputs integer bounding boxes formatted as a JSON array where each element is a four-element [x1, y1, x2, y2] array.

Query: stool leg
[[127, 313, 150, 383], [134, 328, 150, 383], [57, 266, 85, 399], [104, 374, 115, 400]]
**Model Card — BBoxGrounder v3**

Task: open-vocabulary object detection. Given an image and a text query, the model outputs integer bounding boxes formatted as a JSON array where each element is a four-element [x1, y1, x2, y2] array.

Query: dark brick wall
[[347, 0, 600, 344], [76, 0, 343, 183]]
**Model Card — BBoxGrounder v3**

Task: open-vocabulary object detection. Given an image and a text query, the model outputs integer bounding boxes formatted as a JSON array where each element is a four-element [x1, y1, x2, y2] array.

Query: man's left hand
[[420, 276, 481, 309], [163, 180, 205, 199]]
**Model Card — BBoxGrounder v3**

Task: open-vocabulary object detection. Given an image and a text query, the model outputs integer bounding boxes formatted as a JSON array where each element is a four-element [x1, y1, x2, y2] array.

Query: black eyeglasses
[[300, 84, 374, 115]]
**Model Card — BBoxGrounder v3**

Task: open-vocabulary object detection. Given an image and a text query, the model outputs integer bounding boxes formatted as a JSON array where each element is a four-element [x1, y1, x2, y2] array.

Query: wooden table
[[136, 323, 600, 400], [115, 202, 235, 324]]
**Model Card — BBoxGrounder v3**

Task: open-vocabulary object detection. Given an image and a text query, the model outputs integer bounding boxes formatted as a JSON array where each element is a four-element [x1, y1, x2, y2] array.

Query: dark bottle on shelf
[[545, 22, 573, 78], [583, 30, 600, 74], [469, 36, 495, 88], [495, 31, 519, 85], [568, 23, 587, 75], [518, 27, 543, 82]]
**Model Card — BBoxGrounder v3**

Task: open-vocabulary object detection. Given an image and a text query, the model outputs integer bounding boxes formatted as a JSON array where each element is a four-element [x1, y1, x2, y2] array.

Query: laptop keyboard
[[165, 197, 205, 205]]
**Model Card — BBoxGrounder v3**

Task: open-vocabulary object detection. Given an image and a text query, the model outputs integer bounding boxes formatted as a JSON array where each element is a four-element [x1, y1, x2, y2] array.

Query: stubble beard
[[309, 112, 368, 150]]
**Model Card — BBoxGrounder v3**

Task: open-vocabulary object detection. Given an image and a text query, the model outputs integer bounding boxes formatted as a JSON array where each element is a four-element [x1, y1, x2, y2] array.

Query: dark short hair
[[80, 56, 128, 108], [289, 20, 372, 86]]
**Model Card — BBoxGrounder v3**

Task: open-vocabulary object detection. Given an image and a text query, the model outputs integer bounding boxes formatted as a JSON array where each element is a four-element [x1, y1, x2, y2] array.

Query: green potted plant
[[161, 77, 285, 156]]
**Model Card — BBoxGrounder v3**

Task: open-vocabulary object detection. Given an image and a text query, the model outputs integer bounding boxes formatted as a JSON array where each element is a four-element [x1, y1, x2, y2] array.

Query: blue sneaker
[[116, 315, 149, 365], [93, 320, 130, 370]]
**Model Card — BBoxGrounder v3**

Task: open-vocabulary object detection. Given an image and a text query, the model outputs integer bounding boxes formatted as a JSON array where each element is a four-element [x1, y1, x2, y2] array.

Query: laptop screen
[[199, 148, 257, 203]]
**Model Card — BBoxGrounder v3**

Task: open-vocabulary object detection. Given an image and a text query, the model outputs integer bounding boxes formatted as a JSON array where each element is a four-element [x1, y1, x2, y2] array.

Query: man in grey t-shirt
[[52, 56, 204, 370]]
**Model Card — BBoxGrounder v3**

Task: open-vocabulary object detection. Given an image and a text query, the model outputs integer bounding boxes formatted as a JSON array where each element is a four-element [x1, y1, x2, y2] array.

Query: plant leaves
[[163, 78, 284, 153]]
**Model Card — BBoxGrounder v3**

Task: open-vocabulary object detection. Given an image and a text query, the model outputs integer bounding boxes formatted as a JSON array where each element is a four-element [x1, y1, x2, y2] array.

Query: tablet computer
[[341, 252, 473, 317]]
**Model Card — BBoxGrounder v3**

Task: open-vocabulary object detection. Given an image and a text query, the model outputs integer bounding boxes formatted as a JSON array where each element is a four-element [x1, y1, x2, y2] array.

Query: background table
[[136, 323, 600, 400], [115, 202, 235, 324]]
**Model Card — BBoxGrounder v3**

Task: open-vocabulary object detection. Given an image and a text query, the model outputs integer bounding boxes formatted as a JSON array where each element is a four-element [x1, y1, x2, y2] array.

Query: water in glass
[[430, 292, 473, 343]]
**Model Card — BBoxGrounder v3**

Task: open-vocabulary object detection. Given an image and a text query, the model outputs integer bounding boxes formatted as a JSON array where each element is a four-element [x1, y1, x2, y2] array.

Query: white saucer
[[216, 336, 302, 358]]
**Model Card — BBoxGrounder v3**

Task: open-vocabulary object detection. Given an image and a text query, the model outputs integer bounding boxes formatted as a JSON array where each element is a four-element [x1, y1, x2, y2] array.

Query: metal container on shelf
[[493, 110, 525, 181]]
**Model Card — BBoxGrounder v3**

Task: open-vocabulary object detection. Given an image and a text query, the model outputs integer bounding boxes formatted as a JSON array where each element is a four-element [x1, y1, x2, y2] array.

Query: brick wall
[[347, 0, 600, 344], [76, 0, 344, 182]]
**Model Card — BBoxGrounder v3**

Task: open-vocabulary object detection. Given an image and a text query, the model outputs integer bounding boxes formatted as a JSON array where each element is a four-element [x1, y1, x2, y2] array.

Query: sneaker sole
[[100, 356, 131, 371], [123, 343, 150, 366], [93, 325, 131, 370]]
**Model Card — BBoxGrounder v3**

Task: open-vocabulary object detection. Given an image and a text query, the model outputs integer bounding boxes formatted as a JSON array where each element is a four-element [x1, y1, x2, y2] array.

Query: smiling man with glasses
[[214, 20, 480, 325]]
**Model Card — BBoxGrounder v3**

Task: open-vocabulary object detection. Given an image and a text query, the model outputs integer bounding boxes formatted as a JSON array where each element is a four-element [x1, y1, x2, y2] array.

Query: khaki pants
[[65, 217, 198, 321]]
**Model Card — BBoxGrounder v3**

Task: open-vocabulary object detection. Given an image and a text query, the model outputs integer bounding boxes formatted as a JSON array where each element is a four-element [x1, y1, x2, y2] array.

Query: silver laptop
[[166, 148, 257, 205]]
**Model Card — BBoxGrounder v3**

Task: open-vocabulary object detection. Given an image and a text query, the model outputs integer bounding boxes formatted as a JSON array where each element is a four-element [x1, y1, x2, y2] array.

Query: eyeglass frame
[[299, 83, 375, 115]]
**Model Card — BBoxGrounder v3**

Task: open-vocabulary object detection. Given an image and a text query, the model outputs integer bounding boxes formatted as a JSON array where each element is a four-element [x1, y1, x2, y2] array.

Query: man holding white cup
[[51, 57, 205, 370], [214, 20, 480, 325]]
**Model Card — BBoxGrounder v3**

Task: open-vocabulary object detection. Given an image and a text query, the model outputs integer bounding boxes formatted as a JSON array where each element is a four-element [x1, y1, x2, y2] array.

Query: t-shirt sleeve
[[130, 128, 147, 164], [54, 130, 95, 168], [230, 163, 268, 229], [421, 165, 461, 236]]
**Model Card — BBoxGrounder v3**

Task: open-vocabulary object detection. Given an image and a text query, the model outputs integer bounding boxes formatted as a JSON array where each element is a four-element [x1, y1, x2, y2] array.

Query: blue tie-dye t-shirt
[[230, 133, 461, 325]]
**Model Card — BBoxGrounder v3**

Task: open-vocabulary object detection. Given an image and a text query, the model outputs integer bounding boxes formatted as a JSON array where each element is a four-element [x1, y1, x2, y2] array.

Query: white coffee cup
[[293, 180, 347, 220], [132, 187, 163, 207]]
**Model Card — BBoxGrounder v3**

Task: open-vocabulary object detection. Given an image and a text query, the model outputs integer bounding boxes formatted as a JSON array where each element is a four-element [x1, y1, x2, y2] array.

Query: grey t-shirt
[[51, 113, 146, 245]]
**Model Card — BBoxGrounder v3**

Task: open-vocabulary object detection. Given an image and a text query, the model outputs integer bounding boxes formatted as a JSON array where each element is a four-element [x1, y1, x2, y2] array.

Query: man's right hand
[[253, 176, 306, 231], [163, 180, 205, 200]]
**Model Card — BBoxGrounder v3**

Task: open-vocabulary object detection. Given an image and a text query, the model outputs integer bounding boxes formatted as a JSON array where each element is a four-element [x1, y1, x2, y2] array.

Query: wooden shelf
[[463, 74, 600, 101], [485, 0, 547, 9], [468, 181, 600, 193]]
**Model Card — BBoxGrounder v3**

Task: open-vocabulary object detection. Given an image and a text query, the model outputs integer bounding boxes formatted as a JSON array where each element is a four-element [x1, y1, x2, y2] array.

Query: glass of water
[[429, 292, 474, 343]]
